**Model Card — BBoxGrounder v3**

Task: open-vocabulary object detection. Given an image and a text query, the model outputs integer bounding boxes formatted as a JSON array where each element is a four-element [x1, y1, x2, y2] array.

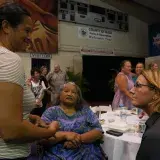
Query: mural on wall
[[1, 0, 58, 54], [149, 24, 160, 57]]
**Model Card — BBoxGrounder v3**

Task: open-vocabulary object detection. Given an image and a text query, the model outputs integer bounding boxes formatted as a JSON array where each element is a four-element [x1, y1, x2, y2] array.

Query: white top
[[31, 80, 46, 89], [0, 46, 35, 159], [31, 80, 46, 107], [31, 80, 46, 99]]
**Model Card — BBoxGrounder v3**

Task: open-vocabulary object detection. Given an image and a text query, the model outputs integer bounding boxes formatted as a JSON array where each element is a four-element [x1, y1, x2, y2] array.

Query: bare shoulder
[[116, 73, 127, 82]]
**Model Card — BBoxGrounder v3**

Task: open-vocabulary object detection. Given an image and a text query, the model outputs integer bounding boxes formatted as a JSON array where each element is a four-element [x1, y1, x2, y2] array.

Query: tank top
[[112, 72, 134, 110]]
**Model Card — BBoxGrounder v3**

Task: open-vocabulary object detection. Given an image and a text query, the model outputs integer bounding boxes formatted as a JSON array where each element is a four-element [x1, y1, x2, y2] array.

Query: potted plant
[[66, 67, 89, 95]]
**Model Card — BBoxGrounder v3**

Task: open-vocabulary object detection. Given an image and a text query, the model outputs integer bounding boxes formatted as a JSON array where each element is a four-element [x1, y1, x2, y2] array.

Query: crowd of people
[[112, 60, 158, 110], [26, 64, 68, 117], [0, 2, 160, 160]]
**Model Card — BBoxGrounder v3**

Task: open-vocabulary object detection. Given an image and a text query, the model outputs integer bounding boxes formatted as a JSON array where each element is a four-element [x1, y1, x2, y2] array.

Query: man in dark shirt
[[136, 112, 160, 160]]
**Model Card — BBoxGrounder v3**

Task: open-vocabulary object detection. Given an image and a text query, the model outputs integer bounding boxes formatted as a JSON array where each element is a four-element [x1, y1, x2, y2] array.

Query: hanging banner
[[78, 26, 112, 41], [80, 46, 114, 55]]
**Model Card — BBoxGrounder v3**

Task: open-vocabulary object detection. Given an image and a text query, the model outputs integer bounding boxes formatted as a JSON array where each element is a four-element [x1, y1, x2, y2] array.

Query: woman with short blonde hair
[[141, 70, 160, 113], [131, 70, 160, 160]]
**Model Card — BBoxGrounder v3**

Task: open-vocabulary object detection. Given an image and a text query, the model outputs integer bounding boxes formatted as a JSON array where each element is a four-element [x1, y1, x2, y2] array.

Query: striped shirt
[[0, 46, 35, 159]]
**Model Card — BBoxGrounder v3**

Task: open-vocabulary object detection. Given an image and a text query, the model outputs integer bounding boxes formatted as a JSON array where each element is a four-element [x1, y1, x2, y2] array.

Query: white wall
[[19, 0, 148, 77], [17, 52, 31, 78]]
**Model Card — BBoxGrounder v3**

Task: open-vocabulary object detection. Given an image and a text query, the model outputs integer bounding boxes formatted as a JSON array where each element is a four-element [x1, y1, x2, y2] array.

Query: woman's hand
[[38, 137, 56, 148], [35, 118, 49, 128], [29, 115, 49, 128], [64, 132, 81, 147], [48, 121, 59, 132], [63, 141, 79, 149]]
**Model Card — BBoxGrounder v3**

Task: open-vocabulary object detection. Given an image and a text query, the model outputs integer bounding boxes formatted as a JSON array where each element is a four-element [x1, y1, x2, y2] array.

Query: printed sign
[[78, 26, 112, 41]]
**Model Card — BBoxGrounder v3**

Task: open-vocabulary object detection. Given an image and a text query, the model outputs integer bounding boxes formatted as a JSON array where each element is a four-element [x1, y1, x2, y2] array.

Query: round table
[[101, 112, 147, 160]]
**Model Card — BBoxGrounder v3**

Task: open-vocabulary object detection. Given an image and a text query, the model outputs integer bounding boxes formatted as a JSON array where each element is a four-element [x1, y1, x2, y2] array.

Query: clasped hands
[[63, 132, 82, 149], [32, 117, 81, 149]]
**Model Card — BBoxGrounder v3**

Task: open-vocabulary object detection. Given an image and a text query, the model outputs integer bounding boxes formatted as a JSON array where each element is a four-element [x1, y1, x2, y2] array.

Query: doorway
[[32, 58, 51, 71]]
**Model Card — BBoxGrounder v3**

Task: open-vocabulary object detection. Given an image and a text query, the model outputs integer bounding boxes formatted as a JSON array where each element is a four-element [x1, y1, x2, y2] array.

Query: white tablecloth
[[101, 112, 146, 160]]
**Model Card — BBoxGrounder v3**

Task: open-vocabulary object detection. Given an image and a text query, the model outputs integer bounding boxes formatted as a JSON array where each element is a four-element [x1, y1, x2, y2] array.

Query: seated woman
[[40, 82, 107, 160]]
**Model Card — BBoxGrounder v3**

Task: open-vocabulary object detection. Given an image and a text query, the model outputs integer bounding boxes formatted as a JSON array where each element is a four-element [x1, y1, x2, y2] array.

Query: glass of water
[[127, 121, 139, 136], [120, 107, 127, 122]]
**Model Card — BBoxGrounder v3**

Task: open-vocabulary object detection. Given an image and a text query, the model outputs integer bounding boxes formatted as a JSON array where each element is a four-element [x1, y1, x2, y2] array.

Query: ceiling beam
[[101, 0, 160, 24], [133, 0, 160, 14]]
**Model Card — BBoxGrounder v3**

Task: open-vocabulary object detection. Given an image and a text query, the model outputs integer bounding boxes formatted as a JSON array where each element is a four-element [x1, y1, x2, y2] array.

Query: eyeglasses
[[134, 82, 160, 91], [134, 82, 149, 88]]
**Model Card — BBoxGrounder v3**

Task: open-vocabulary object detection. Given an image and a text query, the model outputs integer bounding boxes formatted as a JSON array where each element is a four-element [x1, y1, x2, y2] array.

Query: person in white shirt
[[28, 68, 47, 116], [0, 3, 59, 159]]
